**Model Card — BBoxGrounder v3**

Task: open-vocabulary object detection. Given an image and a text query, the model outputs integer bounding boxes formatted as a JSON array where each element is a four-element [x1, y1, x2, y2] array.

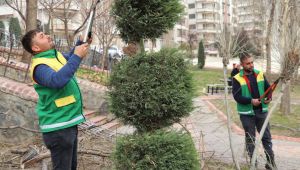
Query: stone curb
[[203, 98, 300, 143], [0, 76, 108, 102]]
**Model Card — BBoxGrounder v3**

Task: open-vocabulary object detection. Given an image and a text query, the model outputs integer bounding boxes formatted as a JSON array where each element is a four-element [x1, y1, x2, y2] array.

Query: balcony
[[197, 8, 219, 13], [237, 3, 253, 8], [196, 0, 219, 3], [197, 18, 220, 24], [198, 29, 220, 33]]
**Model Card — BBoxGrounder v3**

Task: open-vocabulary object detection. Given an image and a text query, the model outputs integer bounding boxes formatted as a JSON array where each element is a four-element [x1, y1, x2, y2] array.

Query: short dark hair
[[21, 29, 41, 54], [239, 52, 251, 63]]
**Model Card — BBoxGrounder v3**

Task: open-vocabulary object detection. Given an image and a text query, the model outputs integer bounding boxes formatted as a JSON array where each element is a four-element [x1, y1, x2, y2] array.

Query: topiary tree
[[9, 17, 22, 41], [113, 130, 200, 170], [109, 48, 193, 132], [197, 40, 205, 69], [111, 0, 184, 52]]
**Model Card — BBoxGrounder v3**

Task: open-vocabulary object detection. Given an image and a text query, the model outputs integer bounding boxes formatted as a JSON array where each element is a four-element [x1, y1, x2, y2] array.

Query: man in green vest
[[232, 52, 276, 170], [21, 29, 90, 170]]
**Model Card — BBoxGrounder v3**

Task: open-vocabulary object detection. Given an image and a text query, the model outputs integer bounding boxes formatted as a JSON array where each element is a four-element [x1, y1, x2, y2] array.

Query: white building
[[0, 0, 26, 34], [144, 0, 189, 52], [187, 0, 235, 57], [236, 0, 263, 46]]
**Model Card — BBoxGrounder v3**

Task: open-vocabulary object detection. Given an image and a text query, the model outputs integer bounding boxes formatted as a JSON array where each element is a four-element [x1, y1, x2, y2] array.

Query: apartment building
[[144, 0, 189, 52], [0, 0, 26, 33], [187, 0, 235, 57]]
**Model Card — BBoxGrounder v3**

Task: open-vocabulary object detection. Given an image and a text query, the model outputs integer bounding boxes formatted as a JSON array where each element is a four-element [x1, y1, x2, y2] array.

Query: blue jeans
[[43, 125, 78, 170]]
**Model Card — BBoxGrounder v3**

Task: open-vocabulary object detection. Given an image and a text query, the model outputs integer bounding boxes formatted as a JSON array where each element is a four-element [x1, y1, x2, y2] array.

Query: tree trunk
[[223, 60, 240, 170], [50, 12, 54, 35], [100, 47, 109, 70], [64, 19, 71, 48], [22, 0, 37, 63], [136, 39, 145, 53], [280, 80, 291, 115], [265, 0, 276, 76]]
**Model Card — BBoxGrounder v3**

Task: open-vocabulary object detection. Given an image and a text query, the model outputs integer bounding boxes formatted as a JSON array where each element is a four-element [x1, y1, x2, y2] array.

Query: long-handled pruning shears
[[259, 77, 282, 100], [83, 0, 101, 42]]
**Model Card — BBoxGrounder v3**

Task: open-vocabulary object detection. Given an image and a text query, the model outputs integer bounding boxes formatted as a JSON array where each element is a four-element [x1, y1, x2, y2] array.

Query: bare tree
[[278, 0, 300, 115], [51, 0, 80, 47], [93, 0, 117, 70], [21, 0, 37, 63], [187, 30, 198, 58], [265, 0, 276, 76], [39, 0, 64, 35], [4, 0, 26, 22], [215, 24, 246, 170]]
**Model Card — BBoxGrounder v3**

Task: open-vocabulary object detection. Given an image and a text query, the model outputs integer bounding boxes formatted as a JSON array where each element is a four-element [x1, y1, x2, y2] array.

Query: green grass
[[76, 68, 109, 85], [189, 66, 226, 96], [210, 99, 300, 137], [190, 68, 300, 137]]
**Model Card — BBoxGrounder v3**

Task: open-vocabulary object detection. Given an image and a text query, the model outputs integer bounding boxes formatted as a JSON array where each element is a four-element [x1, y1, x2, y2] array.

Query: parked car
[[90, 45, 125, 61], [108, 45, 124, 60]]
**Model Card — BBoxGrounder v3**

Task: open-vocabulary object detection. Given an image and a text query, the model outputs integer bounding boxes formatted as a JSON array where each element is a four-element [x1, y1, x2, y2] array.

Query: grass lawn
[[189, 66, 226, 97], [210, 99, 300, 137], [190, 67, 300, 137], [76, 68, 109, 85]]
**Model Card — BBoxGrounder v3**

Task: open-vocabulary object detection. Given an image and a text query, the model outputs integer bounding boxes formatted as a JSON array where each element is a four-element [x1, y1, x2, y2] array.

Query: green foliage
[[189, 67, 224, 96], [109, 48, 193, 132], [111, 0, 184, 43], [113, 130, 200, 170], [9, 17, 22, 40], [0, 21, 4, 30], [197, 40, 205, 69]]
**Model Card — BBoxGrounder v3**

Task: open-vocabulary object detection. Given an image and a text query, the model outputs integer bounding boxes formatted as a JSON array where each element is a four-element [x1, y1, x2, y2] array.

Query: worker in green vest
[[21, 29, 91, 170], [232, 52, 276, 170]]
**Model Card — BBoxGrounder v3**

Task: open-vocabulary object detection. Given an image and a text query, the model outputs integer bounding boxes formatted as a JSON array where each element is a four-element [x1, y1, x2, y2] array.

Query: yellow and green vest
[[30, 49, 85, 133], [233, 69, 268, 115]]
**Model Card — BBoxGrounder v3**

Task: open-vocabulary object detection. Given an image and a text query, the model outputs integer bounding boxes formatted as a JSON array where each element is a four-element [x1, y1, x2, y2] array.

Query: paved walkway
[[184, 96, 300, 170]]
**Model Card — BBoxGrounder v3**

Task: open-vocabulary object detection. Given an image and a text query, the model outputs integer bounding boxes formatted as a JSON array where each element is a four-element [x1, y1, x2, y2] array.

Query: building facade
[[187, 0, 235, 57]]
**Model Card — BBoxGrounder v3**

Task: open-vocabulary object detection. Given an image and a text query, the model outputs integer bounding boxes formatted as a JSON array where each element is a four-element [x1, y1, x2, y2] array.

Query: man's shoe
[[265, 163, 272, 170], [265, 163, 277, 170]]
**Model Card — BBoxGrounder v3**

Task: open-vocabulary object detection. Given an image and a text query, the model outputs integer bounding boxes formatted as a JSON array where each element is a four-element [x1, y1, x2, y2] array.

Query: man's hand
[[79, 35, 93, 44], [74, 43, 89, 59], [251, 99, 261, 106], [264, 98, 272, 104]]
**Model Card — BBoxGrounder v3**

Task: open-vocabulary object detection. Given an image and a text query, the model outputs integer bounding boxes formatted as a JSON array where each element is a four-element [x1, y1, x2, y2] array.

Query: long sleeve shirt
[[33, 41, 83, 89], [232, 72, 270, 110]]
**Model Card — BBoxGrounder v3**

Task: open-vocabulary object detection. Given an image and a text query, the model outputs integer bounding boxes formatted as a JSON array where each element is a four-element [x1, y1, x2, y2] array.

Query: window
[[189, 24, 196, 30], [188, 3, 195, 9], [189, 14, 196, 19]]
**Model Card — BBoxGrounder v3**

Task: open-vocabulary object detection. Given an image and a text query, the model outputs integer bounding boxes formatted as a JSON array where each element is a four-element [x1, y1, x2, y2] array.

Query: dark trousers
[[43, 125, 78, 170], [240, 111, 274, 162]]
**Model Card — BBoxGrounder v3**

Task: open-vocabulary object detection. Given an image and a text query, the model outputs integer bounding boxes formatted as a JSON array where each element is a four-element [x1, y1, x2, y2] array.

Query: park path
[[183, 96, 300, 170]]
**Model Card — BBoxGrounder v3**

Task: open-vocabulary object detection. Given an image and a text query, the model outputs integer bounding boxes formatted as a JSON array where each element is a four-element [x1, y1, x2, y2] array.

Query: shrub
[[113, 130, 200, 170], [109, 48, 193, 132], [111, 0, 184, 43]]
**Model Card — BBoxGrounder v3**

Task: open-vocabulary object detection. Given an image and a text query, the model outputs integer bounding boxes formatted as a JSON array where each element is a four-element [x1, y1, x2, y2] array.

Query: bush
[[109, 48, 193, 132], [113, 130, 200, 170]]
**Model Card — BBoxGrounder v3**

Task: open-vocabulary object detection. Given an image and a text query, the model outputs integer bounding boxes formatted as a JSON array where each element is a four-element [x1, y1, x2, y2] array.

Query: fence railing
[[0, 30, 118, 83]]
